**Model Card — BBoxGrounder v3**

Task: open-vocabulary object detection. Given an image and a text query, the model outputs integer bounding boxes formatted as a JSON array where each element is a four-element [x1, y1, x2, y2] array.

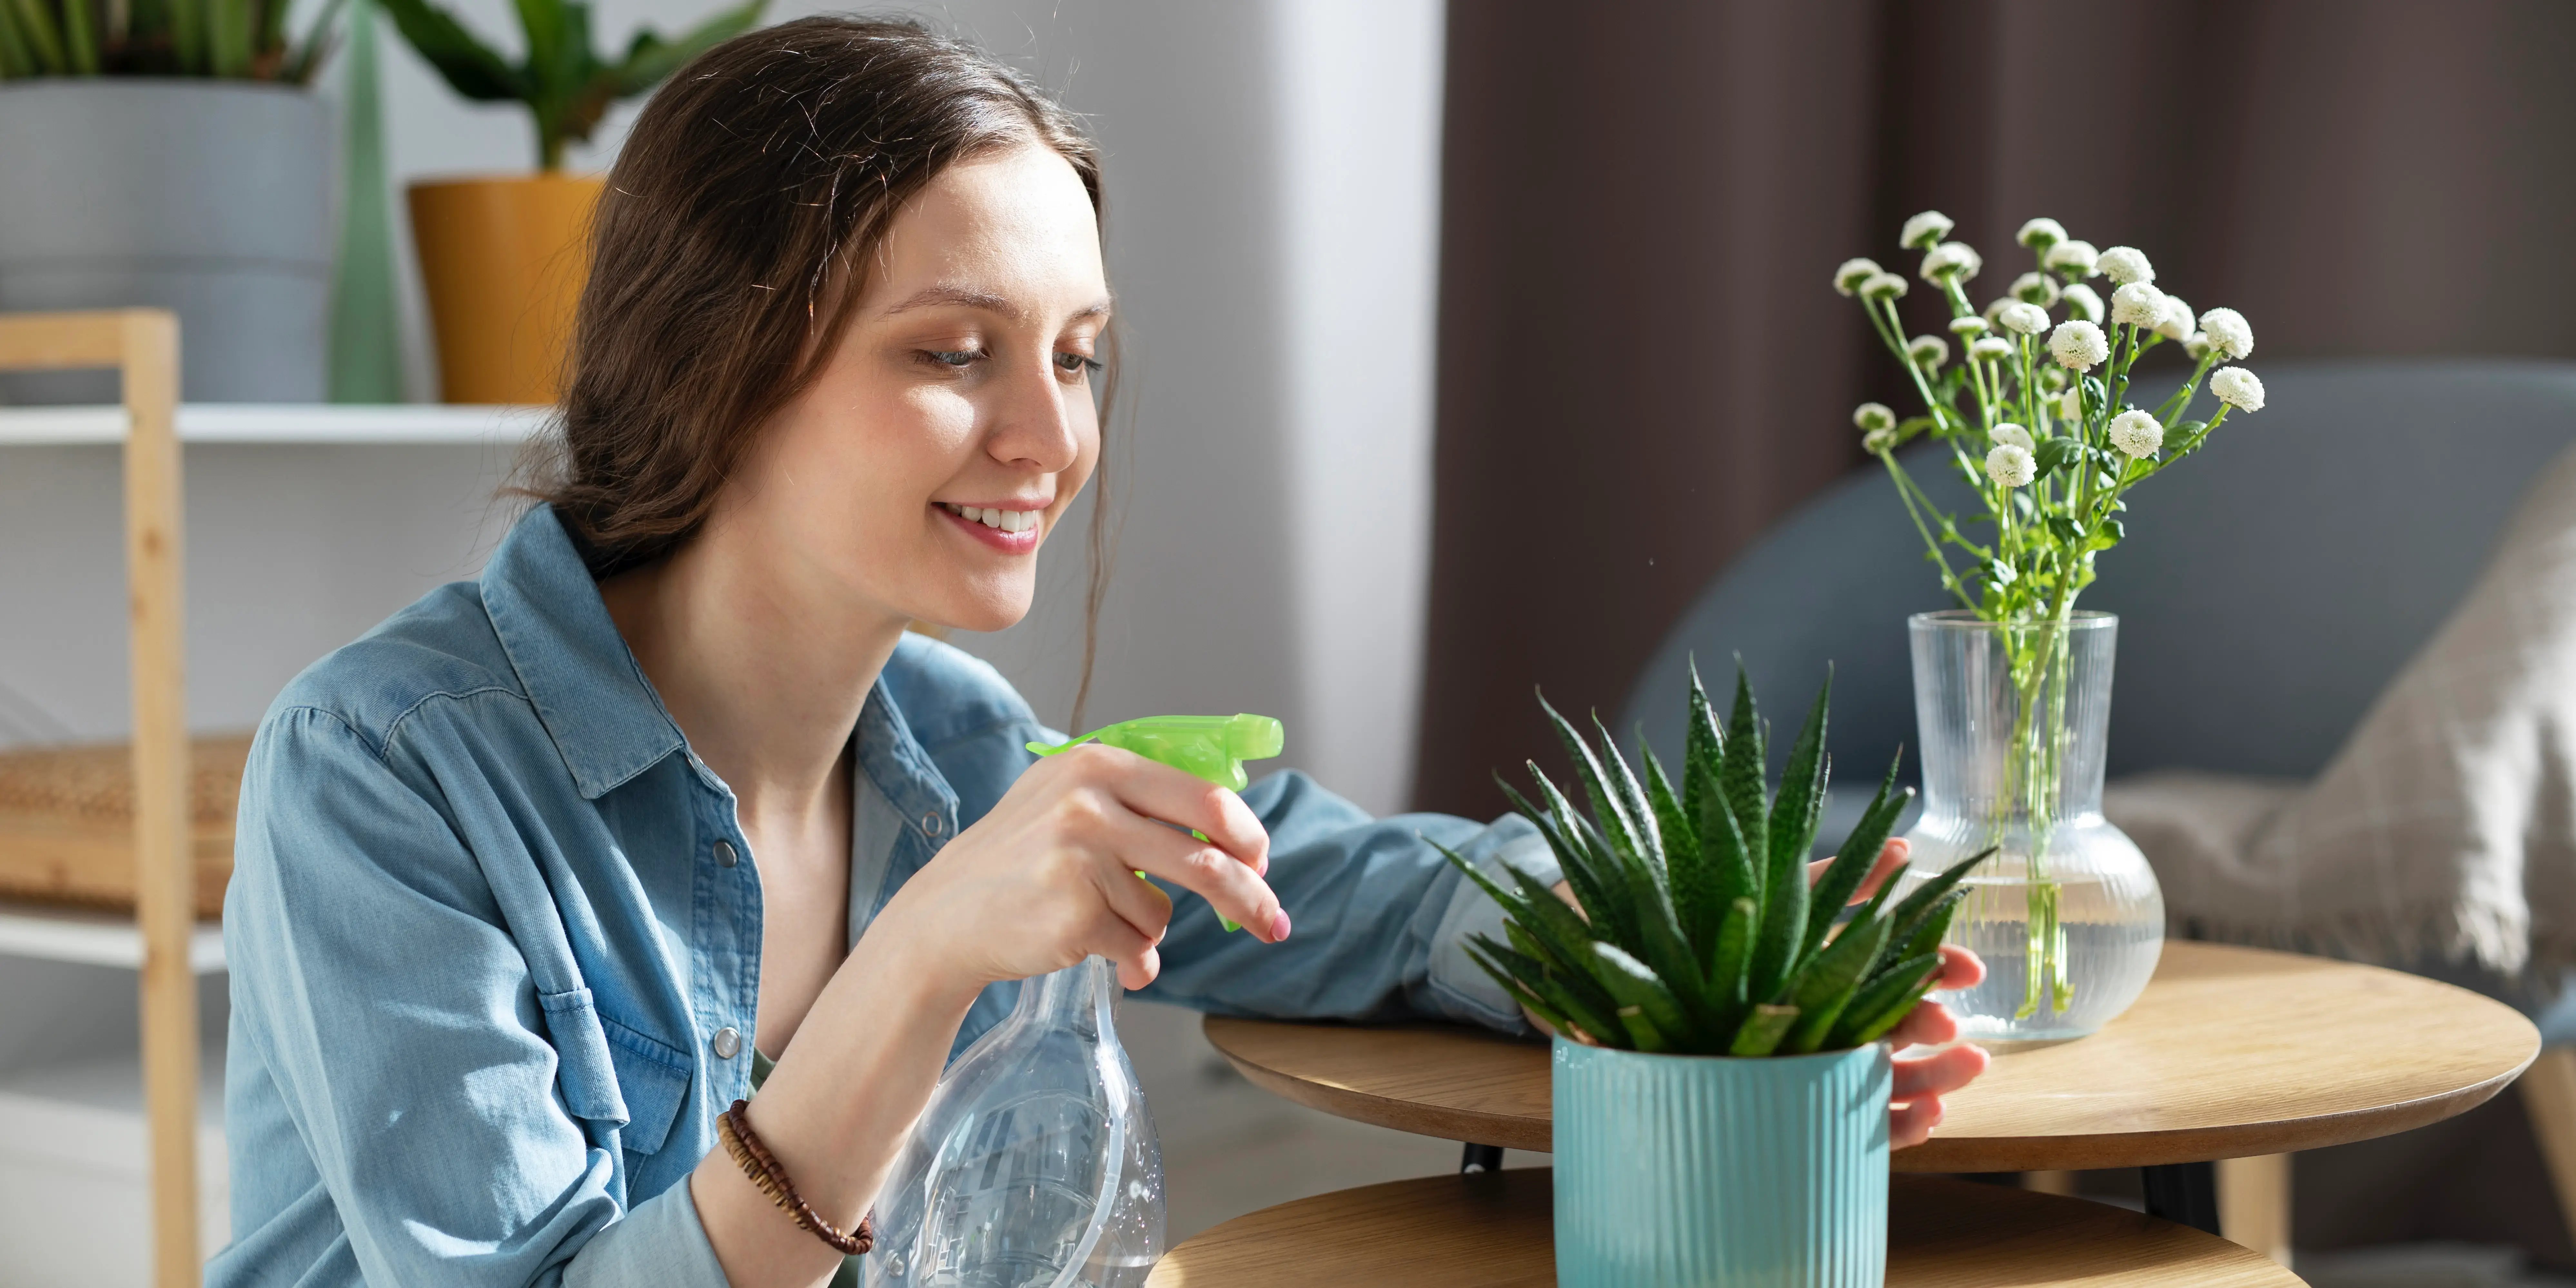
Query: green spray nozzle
[[1027, 714, 1285, 931]]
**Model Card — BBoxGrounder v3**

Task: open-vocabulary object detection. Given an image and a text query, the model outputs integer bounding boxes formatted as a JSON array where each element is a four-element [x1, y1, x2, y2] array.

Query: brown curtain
[[1413, 0, 2576, 816]]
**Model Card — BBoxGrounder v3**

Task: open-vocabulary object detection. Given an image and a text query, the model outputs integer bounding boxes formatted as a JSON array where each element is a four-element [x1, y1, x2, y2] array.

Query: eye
[[921, 348, 983, 369], [1055, 350, 1104, 376]]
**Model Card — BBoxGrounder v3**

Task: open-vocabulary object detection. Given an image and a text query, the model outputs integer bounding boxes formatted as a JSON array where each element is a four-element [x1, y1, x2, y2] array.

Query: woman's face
[[718, 142, 1108, 634]]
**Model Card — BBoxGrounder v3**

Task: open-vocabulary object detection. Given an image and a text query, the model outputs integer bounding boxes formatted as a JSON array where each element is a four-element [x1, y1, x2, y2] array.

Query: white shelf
[[0, 902, 223, 973], [0, 403, 547, 445]]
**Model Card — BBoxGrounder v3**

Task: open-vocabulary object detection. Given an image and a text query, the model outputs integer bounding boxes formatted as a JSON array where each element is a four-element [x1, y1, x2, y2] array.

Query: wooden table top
[[1205, 942, 2541, 1172], [1146, 1171, 2304, 1286]]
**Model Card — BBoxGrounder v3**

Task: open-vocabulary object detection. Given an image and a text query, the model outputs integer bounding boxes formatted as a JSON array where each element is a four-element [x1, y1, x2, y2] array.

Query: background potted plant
[[377, 0, 763, 403], [0, 0, 340, 403], [1833, 215, 2267, 1042], [1450, 666, 1985, 1288]]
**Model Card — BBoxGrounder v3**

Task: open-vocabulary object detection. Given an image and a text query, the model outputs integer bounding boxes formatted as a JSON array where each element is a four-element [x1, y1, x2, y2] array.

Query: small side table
[[1146, 1171, 2304, 1287], [1204, 943, 2541, 1237]]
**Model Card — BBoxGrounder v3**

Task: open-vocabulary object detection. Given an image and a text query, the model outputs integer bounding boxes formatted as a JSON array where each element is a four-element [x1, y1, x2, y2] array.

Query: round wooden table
[[1145, 1171, 2304, 1286], [1204, 942, 2540, 1173]]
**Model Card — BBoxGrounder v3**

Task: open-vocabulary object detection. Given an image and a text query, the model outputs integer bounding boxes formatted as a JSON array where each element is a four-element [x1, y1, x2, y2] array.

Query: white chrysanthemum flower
[[1986, 443, 2037, 487], [1853, 402, 1897, 432], [1990, 422, 2036, 452], [2199, 307, 2254, 359], [1948, 315, 1990, 337], [1982, 297, 2014, 327], [1863, 426, 1898, 453], [2110, 281, 2167, 328], [2184, 331, 2214, 361], [2017, 218, 2068, 251], [2057, 387, 2083, 419], [1861, 272, 1909, 301], [1908, 334, 1951, 369], [2211, 366, 2266, 413], [1920, 241, 1982, 283], [1970, 336, 2014, 362], [2045, 240, 2100, 278], [2009, 271, 2060, 306], [2098, 246, 2155, 286], [2049, 319, 2109, 371], [2038, 364, 2070, 392], [1834, 257, 1884, 296], [1998, 301, 2050, 336], [2060, 283, 2104, 323], [2154, 295, 2195, 342], [2109, 409, 2165, 458], [1901, 210, 1955, 250]]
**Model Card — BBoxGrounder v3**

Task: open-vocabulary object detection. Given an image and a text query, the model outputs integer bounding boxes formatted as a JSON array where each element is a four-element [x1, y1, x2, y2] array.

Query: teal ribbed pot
[[1553, 1038, 1891, 1288]]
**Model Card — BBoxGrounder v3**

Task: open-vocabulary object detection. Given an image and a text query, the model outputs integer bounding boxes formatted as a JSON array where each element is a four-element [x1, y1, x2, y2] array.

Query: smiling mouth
[[937, 502, 1043, 534]]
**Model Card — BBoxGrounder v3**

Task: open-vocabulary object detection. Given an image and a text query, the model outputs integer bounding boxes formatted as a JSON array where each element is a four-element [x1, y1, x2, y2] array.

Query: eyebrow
[[881, 284, 1113, 322]]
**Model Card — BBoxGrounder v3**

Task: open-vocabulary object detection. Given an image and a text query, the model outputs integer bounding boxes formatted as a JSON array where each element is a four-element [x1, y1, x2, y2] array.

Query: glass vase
[[1898, 611, 2163, 1044]]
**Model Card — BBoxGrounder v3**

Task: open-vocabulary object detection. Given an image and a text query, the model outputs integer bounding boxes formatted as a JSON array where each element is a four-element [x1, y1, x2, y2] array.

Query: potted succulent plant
[[1449, 666, 1985, 1288], [376, 0, 764, 403], [0, 0, 341, 403]]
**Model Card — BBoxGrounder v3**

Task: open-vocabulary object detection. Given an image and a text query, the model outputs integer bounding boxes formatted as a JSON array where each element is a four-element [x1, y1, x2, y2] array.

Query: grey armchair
[[1618, 358, 2576, 1256]]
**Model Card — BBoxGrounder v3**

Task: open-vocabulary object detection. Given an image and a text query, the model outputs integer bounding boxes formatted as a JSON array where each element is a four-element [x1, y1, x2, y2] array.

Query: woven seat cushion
[[0, 734, 251, 920]]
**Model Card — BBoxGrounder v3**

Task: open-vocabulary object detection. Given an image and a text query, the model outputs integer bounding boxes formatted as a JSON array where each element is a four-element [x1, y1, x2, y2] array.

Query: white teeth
[[943, 503, 1039, 534]]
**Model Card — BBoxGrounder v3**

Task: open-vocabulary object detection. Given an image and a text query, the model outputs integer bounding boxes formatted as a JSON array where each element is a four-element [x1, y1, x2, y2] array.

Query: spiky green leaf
[[1728, 1003, 1800, 1057], [1720, 667, 1770, 865], [1768, 669, 1833, 885], [1540, 694, 1651, 873], [1827, 952, 1944, 1048], [1783, 917, 1890, 1053], [1591, 942, 1691, 1052], [1803, 759, 1914, 964], [1642, 745, 1715, 949]]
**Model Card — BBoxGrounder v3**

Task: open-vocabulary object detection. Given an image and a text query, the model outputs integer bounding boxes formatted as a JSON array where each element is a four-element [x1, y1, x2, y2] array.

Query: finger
[[1116, 944, 1162, 991], [1886, 997, 1959, 1049], [1890, 1094, 1946, 1149], [1091, 849, 1177, 946], [1108, 810, 1287, 942], [1079, 745, 1273, 873], [1803, 836, 1910, 904], [1892, 1041, 1989, 1102], [1935, 944, 1984, 990]]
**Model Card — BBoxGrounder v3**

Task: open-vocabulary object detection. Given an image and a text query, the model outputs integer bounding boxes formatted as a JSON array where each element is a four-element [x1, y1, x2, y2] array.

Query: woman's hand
[[1523, 838, 1989, 1150], [874, 742, 1288, 994], [1839, 841, 1990, 1148]]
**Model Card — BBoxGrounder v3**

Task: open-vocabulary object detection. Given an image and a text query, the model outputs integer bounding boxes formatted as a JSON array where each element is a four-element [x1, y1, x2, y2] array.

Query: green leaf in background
[[0, 0, 341, 79], [328, 0, 405, 403]]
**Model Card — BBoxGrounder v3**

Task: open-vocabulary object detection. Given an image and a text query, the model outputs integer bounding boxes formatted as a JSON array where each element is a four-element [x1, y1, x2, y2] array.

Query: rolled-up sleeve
[[217, 706, 723, 1288], [1137, 769, 1561, 1032]]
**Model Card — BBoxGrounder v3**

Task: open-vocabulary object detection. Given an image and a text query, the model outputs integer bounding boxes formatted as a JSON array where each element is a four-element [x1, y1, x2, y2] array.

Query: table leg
[[2141, 1161, 2221, 1235], [1460, 1144, 1504, 1174]]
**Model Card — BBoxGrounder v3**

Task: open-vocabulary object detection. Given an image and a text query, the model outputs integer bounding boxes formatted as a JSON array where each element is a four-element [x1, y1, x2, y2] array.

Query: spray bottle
[[866, 715, 1285, 1288]]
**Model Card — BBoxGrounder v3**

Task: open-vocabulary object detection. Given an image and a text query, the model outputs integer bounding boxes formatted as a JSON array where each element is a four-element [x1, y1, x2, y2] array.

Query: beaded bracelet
[[718, 1099, 876, 1256]]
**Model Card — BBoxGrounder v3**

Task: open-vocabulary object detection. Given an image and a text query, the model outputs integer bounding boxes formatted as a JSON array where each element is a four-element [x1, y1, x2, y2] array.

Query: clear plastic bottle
[[865, 955, 1164, 1288]]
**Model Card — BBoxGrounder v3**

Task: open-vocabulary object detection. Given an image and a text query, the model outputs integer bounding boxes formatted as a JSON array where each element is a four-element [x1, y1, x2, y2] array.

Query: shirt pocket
[[537, 987, 694, 1159]]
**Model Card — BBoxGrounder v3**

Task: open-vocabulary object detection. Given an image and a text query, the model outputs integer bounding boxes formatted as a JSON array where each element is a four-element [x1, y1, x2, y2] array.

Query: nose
[[985, 351, 1084, 474]]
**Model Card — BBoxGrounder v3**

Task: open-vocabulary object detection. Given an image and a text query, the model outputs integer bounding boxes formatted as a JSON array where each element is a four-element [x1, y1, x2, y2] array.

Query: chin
[[916, 586, 1034, 636]]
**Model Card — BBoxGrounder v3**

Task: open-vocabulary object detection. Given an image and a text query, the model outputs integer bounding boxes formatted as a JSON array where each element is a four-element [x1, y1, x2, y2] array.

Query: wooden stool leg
[[2217, 1153, 2293, 1267], [2021, 1170, 2077, 1196], [2519, 1047, 2576, 1246]]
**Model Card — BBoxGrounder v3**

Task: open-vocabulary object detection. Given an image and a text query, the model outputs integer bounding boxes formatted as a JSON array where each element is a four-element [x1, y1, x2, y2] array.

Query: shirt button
[[713, 840, 739, 868], [921, 812, 943, 836], [712, 1026, 742, 1059]]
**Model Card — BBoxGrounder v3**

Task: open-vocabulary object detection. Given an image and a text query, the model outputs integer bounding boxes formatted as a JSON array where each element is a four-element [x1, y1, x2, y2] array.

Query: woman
[[213, 18, 1985, 1288]]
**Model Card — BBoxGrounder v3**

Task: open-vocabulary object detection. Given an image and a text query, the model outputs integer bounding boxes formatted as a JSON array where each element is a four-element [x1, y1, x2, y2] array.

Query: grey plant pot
[[0, 78, 331, 404]]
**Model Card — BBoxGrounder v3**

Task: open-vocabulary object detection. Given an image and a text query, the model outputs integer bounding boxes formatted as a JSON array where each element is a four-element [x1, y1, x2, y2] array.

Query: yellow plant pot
[[408, 173, 601, 404]]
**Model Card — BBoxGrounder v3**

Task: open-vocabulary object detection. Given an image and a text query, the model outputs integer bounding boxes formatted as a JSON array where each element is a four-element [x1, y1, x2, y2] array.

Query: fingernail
[[1269, 910, 1292, 941]]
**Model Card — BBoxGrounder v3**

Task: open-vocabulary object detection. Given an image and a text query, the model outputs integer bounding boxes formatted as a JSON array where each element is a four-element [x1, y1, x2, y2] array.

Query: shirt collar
[[481, 506, 687, 799]]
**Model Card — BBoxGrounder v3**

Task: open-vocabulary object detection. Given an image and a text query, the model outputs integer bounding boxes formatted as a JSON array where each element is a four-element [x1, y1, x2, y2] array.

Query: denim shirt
[[209, 506, 1556, 1288]]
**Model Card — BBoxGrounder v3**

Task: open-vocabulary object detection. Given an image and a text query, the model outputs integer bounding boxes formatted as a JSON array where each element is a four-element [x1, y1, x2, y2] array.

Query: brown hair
[[526, 15, 1117, 719]]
